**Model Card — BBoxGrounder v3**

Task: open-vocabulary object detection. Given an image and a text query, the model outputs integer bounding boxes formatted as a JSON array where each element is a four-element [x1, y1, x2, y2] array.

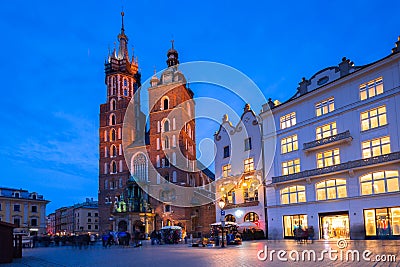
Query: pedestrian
[[106, 232, 114, 247], [150, 230, 157, 245], [308, 226, 315, 244]]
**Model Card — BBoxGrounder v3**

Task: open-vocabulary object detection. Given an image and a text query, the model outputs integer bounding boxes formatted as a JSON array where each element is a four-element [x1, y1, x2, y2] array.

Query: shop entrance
[[319, 212, 349, 239]]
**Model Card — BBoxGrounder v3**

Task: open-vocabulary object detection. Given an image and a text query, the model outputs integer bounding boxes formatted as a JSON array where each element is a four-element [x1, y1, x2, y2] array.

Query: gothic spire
[[117, 11, 129, 60]]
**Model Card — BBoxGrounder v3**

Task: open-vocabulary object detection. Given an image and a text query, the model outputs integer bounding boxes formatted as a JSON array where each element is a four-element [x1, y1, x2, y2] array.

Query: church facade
[[98, 12, 215, 238]]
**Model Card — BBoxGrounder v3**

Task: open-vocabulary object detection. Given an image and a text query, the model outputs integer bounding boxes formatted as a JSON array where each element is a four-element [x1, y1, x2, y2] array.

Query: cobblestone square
[[4, 240, 400, 267]]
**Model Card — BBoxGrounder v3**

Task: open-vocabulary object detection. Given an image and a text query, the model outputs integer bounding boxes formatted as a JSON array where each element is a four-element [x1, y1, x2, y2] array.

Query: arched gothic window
[[163, 98, 169, 110], [164, 120, 170, 132], [110, 114, 116, 125], [110, 129, 116, 141], [132, 153, 148, 182], [111, 145, 117, 157], [111, 161, 117, 174]]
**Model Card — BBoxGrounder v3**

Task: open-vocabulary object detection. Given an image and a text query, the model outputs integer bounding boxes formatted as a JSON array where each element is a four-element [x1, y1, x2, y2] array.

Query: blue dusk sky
[[0, 1, 398, 213]]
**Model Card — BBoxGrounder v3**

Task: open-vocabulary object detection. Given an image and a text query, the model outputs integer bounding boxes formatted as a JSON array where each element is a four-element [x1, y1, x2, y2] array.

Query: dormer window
[[14, 192, 20, 198], [163, 98, 169, 110]]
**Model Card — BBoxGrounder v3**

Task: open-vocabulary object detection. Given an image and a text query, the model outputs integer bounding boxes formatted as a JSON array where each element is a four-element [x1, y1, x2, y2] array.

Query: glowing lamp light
[[243, 182, 248, 187], [218, 199, 226, 209], [235, 210, 244, 218]]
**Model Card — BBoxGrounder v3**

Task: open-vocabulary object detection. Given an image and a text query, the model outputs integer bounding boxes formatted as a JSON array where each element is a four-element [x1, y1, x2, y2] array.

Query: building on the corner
[[0, 187, 49, 236], [214, 104, 266, 238], [73, 199, 99, 235], [54, 198, 99, 235], [260, 37, 400, 240], [98, 12, 215, 238]]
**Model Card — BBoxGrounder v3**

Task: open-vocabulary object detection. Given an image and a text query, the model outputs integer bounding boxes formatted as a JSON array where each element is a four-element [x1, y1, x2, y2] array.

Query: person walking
[[308, 226, 315, 244]]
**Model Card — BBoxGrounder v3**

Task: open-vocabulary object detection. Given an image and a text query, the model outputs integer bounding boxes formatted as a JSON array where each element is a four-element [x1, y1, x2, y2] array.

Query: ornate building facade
[[214, 105, 266, 238], [261, 37, 400, 240], [98, 12, 215, 237]]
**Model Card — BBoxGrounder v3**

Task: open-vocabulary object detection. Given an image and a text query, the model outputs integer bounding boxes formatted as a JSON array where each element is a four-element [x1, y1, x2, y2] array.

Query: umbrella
[[238, 221, 259, 229], [161, 226, 182, 230], [210, 222, 238, 227]]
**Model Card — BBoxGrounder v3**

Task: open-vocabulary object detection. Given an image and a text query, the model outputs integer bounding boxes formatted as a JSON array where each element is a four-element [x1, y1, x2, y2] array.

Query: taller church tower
[[98, 12, 146, 233]]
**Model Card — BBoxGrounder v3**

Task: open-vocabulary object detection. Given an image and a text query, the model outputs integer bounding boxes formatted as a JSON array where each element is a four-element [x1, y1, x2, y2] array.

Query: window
[[316, 179, 347, 200], [88, 225, 92, 230], [110, 99, 116, 111], [14, 204, 20, 212], [172, 135, 176, 147], [31, 206, 38, 213], [163, 120, 170, 132], [14, 218, 20, 227], [157, 138, 160, 150], [280, 112, 296, 129], [316, 122, 337, 140], [31, 218, 38, 226], [124, 89, 128, 96], [361, 106, 387, 131], [226, 190, 235, 204], [110, 129, 116, 141], [281, 135, 298, 154], [156, 155, 160, 168], [316, 97, 334, 116], [14, 192, 20, 198], [172, 171, 177, 183], [164, 136, 170, 149], [360, 171, 399, 195], [360, 77, 383, 101], [364, 207, 400, 237], [282, 159, 300, 175], [281, 185, 306, 204], [110, 114, 116, 125], [243, 185, 258, 202], [317, 148, 340, 168], [111, 161, 117, 173], [88, 218, 92, 222], [223, 146, 230, 158], [362, 136, 391, 158], [124, 79, 127, 86], [225, 214, 236, 222], [95, 225, 98, 230], [95, 213, 98, 217], [104, 179, 108, 189], [0, 203, 1, 211], [133, 153, 148, 182], [111, 145, 117, 157], [222, 164, 231, 177], [244, 158, 254, 172], [163, 98, 169, 110], [244, 212, 259, 222], [165, 157, 170, 167], [244, 138, 252, 151], [164, 205, 171, 213], [283, 215, 308, 238]]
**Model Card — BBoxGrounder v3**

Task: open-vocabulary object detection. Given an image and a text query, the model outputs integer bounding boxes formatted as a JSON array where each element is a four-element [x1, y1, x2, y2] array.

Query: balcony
[[225, 201, 259, 210], [272, 151, 400, 184], [303, 130, 352, 152]]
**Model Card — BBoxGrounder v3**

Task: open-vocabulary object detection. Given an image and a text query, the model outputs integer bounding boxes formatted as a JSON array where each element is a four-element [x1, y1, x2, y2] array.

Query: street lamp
[[218, 199, 226, 248]]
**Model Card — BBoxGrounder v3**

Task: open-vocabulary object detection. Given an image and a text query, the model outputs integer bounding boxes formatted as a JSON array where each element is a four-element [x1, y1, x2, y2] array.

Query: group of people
[[293, 225, 315, 243], [101, 231, 142, 248], [150, 229, 181, 245]]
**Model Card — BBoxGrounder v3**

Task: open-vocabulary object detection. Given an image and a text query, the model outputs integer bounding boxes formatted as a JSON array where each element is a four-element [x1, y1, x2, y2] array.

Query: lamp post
[[218, 199, 226, 248]]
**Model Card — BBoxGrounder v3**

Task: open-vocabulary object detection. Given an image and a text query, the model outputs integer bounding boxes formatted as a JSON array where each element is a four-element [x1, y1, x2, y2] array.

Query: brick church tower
[[98, 12, 149, 234], [99, 12, 215, 237]]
